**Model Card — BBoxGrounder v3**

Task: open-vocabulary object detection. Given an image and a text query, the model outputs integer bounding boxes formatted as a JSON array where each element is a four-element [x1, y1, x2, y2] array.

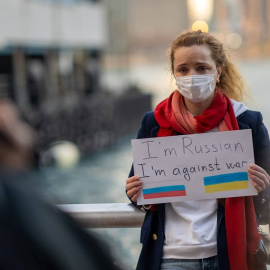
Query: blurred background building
[[105, 0, 270, 67], [0, 0, 106, 105], [0, 0, 152, 156]]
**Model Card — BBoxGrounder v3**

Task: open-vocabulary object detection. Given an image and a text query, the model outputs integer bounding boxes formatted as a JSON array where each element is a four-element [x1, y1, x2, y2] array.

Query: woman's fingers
[[248, 164, 270, 192], [126, 175, 142, 202], [251, 178, 264, 192], [126, 175, 140, 184], [126, 176, 142, 190], [127, 185, 142, 199], [249, 171, 266, 191], [131, 190, 141, 202]]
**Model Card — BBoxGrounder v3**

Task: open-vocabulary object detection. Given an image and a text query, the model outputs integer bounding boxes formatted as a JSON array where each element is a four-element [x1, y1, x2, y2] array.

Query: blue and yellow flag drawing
[[204, 172, 249, 193]]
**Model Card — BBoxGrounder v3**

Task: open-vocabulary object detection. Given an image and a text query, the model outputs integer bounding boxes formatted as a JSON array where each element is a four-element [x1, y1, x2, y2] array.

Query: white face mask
[[175, 70, 217, 103]]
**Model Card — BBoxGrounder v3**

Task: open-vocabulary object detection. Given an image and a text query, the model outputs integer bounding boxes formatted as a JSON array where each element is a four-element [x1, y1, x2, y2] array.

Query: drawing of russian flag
[[204, 172, 249, 193], [143, 185, 186, 199]]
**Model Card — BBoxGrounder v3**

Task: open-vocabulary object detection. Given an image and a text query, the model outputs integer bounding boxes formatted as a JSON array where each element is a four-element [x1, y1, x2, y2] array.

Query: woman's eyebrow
[[195, 61, 210, 65], [176, 61, 210, 66], [175, 63, 188, 67]]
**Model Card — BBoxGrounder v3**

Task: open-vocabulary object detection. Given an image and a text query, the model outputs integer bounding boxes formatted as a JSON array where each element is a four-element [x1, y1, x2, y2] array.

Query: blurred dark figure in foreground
[[0, 100, 121, 270]]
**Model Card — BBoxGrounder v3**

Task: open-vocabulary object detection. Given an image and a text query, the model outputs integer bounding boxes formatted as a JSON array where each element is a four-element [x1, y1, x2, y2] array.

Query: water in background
[[37, 135, 139, 269], [37, 59, 270, 269]]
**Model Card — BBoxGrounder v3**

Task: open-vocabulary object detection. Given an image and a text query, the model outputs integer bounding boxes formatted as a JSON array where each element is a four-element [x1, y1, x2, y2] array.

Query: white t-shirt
[[162, 199, 218, 259]]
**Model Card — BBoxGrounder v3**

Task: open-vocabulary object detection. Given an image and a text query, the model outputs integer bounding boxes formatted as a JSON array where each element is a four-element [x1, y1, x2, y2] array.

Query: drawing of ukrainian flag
[[143, 185, 186, 199], [204, 172, 249, 193]]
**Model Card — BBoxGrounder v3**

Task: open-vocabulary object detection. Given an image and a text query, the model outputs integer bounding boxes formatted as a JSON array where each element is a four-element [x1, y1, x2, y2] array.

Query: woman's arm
[[126, 112, 157, 208], [249, 112, 270, 193], [125, 113, 148, 206], [248, 112, 270, 224]]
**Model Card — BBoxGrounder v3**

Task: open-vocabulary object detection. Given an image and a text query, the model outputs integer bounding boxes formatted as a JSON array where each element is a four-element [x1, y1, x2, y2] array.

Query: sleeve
[[252, 112, 270, 224], [126, 113, 148, 207], [253, 112, 270, 175], [128, 113, 148, 178]]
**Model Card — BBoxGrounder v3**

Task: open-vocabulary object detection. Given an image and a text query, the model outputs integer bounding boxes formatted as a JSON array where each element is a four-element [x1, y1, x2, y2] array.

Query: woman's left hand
[[248, 164, 270, 193]]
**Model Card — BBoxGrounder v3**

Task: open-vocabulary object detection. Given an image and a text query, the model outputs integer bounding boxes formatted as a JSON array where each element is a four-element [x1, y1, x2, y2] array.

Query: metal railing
[[58, 203, 145, 228]]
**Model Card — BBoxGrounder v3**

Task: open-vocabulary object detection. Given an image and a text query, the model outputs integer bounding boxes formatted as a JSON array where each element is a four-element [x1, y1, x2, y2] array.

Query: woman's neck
[[184, 96, 214, 116]]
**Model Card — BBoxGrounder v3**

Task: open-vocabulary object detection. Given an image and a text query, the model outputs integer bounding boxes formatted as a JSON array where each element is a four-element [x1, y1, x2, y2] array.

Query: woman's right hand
[[126, 175, 142, 202]]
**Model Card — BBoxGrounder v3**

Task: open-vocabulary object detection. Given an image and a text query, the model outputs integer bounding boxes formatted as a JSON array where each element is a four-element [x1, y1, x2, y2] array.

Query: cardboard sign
[[131, 129, 257, 205]]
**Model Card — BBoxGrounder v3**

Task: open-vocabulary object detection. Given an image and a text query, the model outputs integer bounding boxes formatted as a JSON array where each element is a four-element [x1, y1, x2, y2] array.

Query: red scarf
[[154, 89, 261, 269]]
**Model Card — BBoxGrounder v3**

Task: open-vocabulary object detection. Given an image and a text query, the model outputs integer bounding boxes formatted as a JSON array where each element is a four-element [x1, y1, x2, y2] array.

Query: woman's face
[[173, 44, 219, 78], [173, 45, 221, 106]]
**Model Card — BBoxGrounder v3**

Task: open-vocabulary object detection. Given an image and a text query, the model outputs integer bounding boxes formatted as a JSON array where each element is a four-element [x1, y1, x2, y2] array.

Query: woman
[[126, 30, 270, 270]]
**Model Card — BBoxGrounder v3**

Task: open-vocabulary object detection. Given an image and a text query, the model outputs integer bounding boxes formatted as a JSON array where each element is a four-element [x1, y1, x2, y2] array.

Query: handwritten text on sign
[[131, 129, 257, 205]]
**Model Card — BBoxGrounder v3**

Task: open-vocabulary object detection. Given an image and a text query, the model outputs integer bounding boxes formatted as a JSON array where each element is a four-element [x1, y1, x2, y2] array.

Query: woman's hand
[[248, 164, 270, 193], [126, 175, 142, 202]]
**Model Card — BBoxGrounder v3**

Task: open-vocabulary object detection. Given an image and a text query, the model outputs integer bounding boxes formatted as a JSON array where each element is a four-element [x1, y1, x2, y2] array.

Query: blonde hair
[[169, 30, 250, 102]]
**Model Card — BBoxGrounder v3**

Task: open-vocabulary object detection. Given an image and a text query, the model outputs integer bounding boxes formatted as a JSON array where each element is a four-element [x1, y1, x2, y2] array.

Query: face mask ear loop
[[214, 69, 220, 83], [213, 69, 218, 76]]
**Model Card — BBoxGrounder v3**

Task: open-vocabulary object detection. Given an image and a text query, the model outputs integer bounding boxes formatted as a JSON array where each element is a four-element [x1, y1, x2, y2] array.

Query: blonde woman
[[126, 31, 270, 270]]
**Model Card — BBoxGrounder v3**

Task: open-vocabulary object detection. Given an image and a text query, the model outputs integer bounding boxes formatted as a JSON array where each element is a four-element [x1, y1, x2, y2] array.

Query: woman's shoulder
[[141, 111, 159, 128], [237, 109, 263, 125], [138, 111, 160, 138]]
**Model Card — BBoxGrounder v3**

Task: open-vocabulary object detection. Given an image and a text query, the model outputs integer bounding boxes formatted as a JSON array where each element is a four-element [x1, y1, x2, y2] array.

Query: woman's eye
[[198, 66, 207, 71], [177, 68, 187, 73]]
